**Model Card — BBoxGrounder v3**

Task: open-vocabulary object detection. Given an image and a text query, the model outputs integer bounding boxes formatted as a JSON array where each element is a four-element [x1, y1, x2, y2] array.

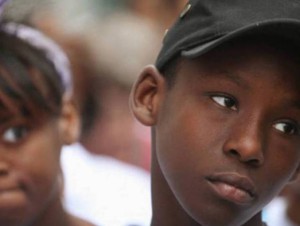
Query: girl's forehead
[[0, 43, 64, 119]]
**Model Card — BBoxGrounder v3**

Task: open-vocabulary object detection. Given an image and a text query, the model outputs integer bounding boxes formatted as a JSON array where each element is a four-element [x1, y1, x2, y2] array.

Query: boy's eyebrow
[[219, 76, 300, 110], [289, 99, 300, 110], [216, 71, 250, 90]]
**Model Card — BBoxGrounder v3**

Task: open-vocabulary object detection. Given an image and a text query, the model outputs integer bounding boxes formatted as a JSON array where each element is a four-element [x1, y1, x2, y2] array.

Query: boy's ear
[[59, 97, 80, 145], [130, 65, 166, 126]]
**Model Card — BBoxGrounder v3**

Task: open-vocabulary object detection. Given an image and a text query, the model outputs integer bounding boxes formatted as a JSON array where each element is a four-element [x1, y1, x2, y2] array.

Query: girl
[[0, 2, 95, 226]]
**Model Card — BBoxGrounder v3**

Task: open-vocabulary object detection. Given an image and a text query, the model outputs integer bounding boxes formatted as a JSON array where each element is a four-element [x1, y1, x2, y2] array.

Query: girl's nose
[[0, 161, 8, 176]]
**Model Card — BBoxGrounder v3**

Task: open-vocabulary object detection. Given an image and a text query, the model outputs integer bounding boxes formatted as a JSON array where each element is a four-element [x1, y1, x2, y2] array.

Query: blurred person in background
[[0, 1, 94, 226]]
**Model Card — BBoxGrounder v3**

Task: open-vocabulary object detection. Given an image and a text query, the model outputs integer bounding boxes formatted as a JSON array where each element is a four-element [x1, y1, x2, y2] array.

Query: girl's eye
[[211, 95, 237, 111], [2, 126, 29, 143], [273, 122, 298, 135]]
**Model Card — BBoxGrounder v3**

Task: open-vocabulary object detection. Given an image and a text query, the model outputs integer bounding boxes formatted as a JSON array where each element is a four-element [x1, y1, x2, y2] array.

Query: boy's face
[[131, 38, 300, 225], [0, 100, 78, 226]]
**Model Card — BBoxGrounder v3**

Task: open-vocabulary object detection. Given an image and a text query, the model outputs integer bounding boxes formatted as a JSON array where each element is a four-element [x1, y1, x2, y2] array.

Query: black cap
[[156, 0, 300, 70]]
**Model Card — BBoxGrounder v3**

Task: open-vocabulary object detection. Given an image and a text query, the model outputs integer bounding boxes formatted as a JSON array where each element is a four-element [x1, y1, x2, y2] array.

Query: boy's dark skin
[[130, 35, 300, 226]]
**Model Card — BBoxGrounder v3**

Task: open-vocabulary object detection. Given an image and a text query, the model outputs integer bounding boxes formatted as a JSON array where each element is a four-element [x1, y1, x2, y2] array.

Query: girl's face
[[0, 99, 78, 226]]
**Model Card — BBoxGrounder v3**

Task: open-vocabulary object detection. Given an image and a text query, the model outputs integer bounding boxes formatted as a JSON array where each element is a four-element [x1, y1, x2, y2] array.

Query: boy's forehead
[[178, 35, 300, 89]]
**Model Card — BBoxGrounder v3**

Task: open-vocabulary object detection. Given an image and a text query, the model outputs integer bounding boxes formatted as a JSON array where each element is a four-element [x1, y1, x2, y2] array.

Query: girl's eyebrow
[[0, 115, 11, 124], [0, 105, 21, 123]]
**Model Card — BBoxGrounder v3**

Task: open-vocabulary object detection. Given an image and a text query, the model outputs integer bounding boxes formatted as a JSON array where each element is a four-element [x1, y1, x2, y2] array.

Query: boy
[[130, 0, 300, 225]]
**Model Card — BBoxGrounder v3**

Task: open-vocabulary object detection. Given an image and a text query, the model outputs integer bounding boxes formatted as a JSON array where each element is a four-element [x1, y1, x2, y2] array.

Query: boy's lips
[[205, 172, 256, 205]]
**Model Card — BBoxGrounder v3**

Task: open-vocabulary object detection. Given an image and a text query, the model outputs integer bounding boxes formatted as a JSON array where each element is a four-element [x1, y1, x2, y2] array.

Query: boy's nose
[[222, 120, 265, 167]]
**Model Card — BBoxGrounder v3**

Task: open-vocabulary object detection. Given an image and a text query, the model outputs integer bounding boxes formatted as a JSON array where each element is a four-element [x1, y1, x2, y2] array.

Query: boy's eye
[[273, 122, 298, 135], [2, 126, 29, 143], [211, 95, 237, 111]]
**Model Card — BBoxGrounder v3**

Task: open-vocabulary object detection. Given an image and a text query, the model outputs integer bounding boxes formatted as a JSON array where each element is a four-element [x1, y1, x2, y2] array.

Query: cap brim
[[182, 19, 300, 58]]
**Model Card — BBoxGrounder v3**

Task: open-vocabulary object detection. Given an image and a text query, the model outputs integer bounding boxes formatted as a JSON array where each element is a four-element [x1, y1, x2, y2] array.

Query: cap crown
[[156, 0, 300, 69]]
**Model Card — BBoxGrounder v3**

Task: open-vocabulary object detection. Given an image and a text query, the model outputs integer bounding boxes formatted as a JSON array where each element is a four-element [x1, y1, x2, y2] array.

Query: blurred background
[[2, 1, 187, 225]]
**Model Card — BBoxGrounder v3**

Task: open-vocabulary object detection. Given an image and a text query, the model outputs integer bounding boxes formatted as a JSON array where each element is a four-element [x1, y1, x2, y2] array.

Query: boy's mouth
[[205, 172, 256, 205]]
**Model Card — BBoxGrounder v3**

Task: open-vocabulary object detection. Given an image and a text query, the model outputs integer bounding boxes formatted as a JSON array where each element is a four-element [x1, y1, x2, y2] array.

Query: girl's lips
[[0, 180, 21, 193], [206, 172, 256, 205]]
